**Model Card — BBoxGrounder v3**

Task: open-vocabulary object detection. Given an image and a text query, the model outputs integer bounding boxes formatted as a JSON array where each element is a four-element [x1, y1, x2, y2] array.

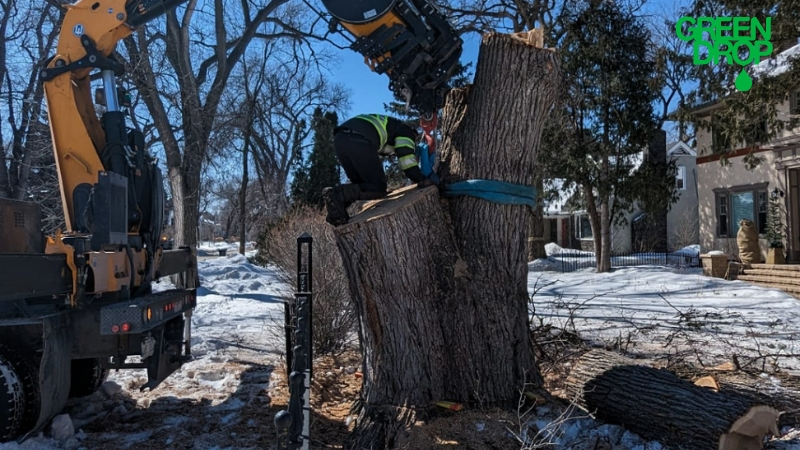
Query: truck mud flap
[[12, 313, 73, 441]]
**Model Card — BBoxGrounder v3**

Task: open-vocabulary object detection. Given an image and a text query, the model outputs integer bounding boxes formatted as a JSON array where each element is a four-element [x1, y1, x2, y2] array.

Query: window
[[791, 91, 800, 115], [676, 166, 686, 190], [714, 184, 769, 237], [576, 215, 593, 239]]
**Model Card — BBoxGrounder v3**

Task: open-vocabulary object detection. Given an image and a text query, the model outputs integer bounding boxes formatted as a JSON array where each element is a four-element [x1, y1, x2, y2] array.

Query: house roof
[[667, 140, 696, 157], [751, 42, 800, 79], [675, 41, 800, 118]]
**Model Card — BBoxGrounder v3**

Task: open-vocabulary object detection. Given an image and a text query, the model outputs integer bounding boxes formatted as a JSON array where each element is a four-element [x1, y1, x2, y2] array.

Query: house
[[687, 43, 800, 260], [543, 136, 697, 253], [665, 141, 699, 251]]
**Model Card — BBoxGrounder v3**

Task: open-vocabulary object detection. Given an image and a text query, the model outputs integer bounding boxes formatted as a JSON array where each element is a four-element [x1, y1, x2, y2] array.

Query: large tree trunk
[[564, 350, 780, 450], [528, 177, 546, 260], [333, 31, 558, 449], [168, 167, 200, 289]]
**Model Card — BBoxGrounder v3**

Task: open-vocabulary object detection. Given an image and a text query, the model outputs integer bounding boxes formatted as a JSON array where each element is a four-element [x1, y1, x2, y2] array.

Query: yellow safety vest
[[355, 114, 389, 149], [355, 114, 418, 169]]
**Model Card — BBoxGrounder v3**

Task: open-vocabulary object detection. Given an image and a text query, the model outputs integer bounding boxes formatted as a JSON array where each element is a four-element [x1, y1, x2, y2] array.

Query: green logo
[[676, 17, 772, 92]]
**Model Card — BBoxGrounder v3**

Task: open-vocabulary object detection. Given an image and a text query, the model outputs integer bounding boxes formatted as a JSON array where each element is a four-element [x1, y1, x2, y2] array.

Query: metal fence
[[551, 250, 701, 272], [275, 233, 313, 450]]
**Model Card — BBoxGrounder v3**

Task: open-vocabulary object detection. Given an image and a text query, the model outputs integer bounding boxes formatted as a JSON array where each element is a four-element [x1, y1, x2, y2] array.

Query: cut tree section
[[564, 350, 780, 450], [334, 31, 559, 450]]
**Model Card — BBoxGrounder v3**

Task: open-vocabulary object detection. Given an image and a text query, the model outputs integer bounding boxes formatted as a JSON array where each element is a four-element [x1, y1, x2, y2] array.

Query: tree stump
[[333, 31, 559, 449], [563, 350, 780, 450]]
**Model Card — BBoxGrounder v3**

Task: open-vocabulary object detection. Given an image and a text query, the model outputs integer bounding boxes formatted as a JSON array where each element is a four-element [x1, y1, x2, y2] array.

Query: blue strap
[[416, 143, 440, 183], [416, 143, 434, 176], [414, 144, 535, 207], [442, 179, 537, 208]]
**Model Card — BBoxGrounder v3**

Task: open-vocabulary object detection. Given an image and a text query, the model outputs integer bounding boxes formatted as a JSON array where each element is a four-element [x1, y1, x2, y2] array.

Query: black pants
[[334, 131, 388, 195]]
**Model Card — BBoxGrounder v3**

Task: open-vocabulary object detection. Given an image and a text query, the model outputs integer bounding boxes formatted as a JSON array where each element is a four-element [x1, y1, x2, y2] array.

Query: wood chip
[[712, 361, 737, 371], [694, 376, 720, 391]]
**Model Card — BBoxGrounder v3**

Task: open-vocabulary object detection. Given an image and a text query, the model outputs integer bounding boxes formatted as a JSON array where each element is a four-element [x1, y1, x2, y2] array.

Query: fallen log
[[671, 364, 800, 428], [334, 30, 559, 450], [564, 350, 780, 450]]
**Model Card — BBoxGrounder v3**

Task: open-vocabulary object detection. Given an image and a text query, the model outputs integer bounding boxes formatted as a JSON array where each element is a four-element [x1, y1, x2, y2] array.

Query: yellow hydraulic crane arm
[[41, 0, 186, 233]]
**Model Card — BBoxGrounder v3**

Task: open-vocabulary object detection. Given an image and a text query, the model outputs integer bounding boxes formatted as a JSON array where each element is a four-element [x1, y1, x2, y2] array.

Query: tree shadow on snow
[[76, 360, 349, 450], [230, 293, 283, 304]]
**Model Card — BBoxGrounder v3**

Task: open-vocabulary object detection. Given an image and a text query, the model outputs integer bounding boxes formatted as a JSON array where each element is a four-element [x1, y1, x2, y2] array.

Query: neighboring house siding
[[667, 152, 699, 251], [696, 149, 784, 257]]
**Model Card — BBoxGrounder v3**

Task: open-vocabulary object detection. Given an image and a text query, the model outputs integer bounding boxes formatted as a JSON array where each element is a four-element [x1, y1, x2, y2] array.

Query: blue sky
[[325, 33, 483, 117], [319, 0, 691, 122]]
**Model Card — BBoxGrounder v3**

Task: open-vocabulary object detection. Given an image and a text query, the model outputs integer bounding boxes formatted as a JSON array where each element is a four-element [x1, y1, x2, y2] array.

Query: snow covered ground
[[4, 248, 800, 449], [529, 263, 800, 373], [527, 260, 800, 449]]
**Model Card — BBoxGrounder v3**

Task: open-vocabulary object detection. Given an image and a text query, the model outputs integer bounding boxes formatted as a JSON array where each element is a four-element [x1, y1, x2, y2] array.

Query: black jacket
[[336, 114, 425, 183]]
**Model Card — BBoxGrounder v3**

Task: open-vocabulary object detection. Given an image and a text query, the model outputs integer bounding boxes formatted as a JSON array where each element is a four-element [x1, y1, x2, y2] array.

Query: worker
[[322, 113, 435, 226]]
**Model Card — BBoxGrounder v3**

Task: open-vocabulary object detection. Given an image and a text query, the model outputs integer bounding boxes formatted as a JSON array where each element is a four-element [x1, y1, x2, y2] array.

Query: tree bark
[[334, 31, 558, 449], [239, 140, 249, 255], [564, 350, 780, 450], [528, 176, 546, 260]]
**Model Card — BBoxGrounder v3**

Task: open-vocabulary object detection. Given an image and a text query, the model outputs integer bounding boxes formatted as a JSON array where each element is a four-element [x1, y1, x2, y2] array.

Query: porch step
[[748, 264, 800, 272], [738, 274, 800, 288], [736, 280, 800, 299], [740, 269, 800, 280]]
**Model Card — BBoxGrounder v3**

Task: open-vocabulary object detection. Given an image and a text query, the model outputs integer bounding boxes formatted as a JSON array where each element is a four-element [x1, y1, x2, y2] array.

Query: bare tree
[[119, 0, 329, 268], [1, 2, 64, 203], [245, 45, 349, 216], [648, 4, 697, 139], [438, 0, 559, 37]]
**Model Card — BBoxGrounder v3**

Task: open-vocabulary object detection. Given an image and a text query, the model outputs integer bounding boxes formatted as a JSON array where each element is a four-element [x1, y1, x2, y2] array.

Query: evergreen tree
[[539, 0, 678, 272], [766, 189, 786, 248], [674, 0, 800, 167], [290, 108, 340, 208]]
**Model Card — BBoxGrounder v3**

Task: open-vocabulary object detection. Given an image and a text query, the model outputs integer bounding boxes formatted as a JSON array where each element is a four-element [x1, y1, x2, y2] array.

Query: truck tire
[[0, 354, 24, 442], [0, 345, 40, 436], [68, 358, 110, 399]]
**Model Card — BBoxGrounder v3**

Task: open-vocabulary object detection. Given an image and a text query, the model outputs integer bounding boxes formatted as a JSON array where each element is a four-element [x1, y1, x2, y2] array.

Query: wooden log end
[[511, 28, 545, 48], [483, 30, 555, 52], [719, 405, 781, 450], [343, 185, 438, 228]]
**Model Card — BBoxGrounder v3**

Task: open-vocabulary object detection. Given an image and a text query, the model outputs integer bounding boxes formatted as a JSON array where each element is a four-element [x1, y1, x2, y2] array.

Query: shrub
[[255, 206, 357, 356]]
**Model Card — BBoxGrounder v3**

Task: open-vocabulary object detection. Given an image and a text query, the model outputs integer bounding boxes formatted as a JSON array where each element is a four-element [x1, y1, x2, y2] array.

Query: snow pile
[[151, 253, 287, 367], [197, 240, 257, 258]]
